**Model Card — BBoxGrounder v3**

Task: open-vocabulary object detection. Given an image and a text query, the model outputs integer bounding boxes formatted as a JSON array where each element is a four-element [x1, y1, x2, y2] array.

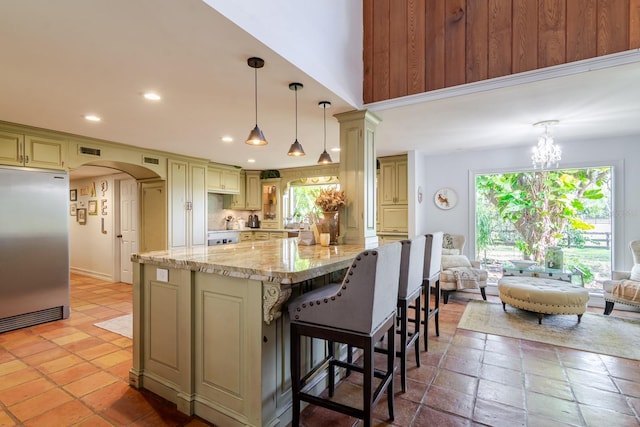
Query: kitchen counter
[[130, 238, 371, 426], [132, 238, 366, 285]]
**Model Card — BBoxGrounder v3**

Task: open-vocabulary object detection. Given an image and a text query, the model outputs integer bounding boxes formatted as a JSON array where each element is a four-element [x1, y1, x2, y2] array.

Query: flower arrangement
[[315, 187, 346, 212]]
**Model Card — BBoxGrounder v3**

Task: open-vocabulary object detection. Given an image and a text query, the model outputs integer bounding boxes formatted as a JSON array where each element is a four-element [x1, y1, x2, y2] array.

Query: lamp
[[317, 101, 333, 164], [287, 82, 305, 156], [531, 120, 561, 169], [246, 57, 267, 146]]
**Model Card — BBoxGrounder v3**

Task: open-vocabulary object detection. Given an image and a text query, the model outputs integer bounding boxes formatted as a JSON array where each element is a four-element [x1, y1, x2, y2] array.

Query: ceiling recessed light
[[221, 136, 233, 143], [247, 159, 256, 163], [330, 147, 340, 152], [84, 115, 101, 122], [143, 92, 161, 101]]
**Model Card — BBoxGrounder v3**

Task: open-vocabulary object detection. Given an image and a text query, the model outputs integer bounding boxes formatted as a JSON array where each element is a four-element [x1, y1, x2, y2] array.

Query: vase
[[322, 211, 339, 245], [545, 246, 564, 270]]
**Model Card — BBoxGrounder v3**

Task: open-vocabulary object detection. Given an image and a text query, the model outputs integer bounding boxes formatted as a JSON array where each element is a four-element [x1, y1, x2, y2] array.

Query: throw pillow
[[630, 264, 640, 282], [443, 233, 455, 249], [442, 255, 472, 270]]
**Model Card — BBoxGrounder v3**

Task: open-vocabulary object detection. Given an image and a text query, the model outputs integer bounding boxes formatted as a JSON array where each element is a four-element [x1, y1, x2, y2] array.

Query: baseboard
[[70, 267, 113, 282]]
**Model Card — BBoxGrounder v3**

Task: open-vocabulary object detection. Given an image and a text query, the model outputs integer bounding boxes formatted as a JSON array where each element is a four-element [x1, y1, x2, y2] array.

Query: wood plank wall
[[363, 0, 640, 103]]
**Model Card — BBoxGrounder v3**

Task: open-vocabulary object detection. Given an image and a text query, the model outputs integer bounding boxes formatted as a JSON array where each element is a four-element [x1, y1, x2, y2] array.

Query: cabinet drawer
[[254, 232, 270, 240], [379, 206, 408, 233], [240, 232, 253, 241], [269, 232, 286, 240]]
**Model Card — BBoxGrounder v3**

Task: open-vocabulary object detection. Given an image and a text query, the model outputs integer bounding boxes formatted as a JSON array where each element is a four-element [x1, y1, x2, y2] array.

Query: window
[[475, 167, 612, 290], [284, 176, 340, 226]]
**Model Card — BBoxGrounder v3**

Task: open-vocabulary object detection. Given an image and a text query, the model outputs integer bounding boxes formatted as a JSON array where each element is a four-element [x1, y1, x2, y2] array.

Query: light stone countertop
[[132, 238, 372, 284]]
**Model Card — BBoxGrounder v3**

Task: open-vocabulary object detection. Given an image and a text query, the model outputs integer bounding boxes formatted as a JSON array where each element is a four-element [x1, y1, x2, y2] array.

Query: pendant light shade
[[317, 101, 333, 164], [287, 82, 306, 156], [246, 57, 267, 146]]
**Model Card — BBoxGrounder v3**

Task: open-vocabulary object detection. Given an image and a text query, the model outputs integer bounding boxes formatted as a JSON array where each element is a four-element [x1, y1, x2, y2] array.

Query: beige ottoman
[[497, 276, 590, 324]]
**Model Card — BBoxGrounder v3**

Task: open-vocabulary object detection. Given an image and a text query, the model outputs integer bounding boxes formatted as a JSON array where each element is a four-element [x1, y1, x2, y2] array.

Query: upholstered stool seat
[[498, 276, 589, 324]]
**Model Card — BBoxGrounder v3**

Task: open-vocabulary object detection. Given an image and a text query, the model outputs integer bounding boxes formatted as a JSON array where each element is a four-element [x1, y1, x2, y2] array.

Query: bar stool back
[[288, 242, 402, 427], [422, 232, 444, 351]]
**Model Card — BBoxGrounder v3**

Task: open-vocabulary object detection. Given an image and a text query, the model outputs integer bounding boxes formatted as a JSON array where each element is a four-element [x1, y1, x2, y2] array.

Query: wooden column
[[335, 110, 381, 246]]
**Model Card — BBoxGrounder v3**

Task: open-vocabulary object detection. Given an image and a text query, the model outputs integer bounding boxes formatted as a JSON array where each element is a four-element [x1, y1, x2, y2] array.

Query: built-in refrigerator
[[0, 166, 70, 333]]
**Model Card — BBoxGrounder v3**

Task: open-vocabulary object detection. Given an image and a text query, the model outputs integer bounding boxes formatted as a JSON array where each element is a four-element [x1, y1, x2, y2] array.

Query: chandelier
[[531, 120, 561, 169]]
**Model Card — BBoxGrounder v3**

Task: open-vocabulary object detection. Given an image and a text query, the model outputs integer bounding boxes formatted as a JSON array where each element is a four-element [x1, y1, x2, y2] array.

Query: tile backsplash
[[207, 193, 260, 230]]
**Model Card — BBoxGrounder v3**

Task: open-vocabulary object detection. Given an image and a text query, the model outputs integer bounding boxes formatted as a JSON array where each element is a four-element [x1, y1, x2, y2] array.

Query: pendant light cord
[[295, 85, 298, 139], [254, 67, 258, 126], [323, 103, 327, 150]]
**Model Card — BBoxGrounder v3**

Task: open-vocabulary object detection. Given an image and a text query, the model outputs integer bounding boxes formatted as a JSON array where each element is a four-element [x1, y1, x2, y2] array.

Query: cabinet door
[[25, 136, 66, 170], [261, 179, 281, 227], [207, 167, 223, 192], [395, 159, 408, 204], [224, 171, 245, 209], [222, 169, 241, 193], [0, 131, 23, 166], [379, 205, 408, 232], [245, 172, 261, 210], [169, 160, 188, 248], [380, 162, 397, 205], [190, 164, 207, 247]]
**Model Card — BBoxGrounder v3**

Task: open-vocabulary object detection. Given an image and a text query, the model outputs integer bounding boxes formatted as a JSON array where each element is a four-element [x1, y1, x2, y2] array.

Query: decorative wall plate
[[434, 187, 457, 210]]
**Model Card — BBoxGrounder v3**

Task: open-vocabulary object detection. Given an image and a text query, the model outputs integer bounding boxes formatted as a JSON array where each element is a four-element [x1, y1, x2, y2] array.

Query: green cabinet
[[0, 131, 66, 170]]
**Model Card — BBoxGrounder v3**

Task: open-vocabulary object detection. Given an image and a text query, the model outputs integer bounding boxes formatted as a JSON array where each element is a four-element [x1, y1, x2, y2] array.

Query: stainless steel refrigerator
[[0, 166, 70, 333]]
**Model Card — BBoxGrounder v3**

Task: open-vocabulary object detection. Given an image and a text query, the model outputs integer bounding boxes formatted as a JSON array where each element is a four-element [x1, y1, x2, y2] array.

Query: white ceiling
[[2, 1, 639, 176]]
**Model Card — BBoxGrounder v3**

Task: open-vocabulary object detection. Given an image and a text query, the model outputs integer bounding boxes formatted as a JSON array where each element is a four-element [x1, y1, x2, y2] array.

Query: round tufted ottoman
[[497, 276, 590, 324]]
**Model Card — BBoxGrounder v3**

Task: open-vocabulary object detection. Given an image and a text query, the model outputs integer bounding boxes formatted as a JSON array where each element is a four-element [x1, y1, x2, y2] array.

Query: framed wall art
[[434, 187, 458, 210], [70, 189, 77, 201], [88, 200, 98, 215], [77, 208, 87, 224], [70, 203, 77, 216]]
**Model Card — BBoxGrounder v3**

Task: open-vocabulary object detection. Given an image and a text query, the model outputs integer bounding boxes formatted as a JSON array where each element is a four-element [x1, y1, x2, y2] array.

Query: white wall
[[69, 174, 124, 280], [202, 0, 363, 108], [415, 137, 640, 271]]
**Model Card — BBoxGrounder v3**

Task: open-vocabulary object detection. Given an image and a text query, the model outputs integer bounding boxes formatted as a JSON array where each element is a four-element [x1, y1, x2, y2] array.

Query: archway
[[69, 161, 166, 283]]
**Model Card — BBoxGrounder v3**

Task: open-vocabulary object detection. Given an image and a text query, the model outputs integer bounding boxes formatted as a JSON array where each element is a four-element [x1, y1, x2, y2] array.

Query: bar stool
[[288, 243, 402, 427], [375, 235, 425, 392], [422, 232, 443, 351]]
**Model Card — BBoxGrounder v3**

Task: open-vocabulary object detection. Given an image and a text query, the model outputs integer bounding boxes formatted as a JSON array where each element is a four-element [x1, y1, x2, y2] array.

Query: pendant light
[[287, 82, 306, 156], [246, 57, 267, 146], [317, 101, 333, 164]]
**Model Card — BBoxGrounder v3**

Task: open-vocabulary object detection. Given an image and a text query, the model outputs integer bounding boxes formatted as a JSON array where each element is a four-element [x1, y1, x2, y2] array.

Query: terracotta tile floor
[[0, 274, 212, 427], [297, 293, 640, 427], [1, 275, 639, 426]]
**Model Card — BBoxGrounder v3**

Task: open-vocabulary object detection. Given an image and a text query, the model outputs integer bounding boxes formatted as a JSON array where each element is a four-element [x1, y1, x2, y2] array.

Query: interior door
[[119, 178, 138, 284]]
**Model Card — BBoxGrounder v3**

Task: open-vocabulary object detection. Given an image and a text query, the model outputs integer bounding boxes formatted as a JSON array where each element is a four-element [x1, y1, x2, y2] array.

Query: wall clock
[[434, 187, 457, 210]]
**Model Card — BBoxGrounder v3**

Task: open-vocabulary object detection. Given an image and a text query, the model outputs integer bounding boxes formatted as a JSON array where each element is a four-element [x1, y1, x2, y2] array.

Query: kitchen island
[[130, 238, 370, 426]]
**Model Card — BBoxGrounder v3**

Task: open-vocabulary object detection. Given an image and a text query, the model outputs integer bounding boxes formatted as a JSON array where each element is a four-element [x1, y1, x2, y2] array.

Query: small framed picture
[[70, 189, 77, 201], [70, 203, 77, 216], [88, 200, 98, 215], [77, 208, 87, 224]]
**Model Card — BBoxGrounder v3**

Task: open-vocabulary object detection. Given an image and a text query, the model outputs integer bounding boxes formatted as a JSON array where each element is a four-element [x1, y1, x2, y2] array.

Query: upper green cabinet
[[0, 131, 66, 170], [207, 164, 241, 194]]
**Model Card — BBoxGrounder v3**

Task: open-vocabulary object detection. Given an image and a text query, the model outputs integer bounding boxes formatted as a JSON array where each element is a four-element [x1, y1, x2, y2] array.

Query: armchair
[[603, 240, 640, 315], [439, 234, 488, 304]]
